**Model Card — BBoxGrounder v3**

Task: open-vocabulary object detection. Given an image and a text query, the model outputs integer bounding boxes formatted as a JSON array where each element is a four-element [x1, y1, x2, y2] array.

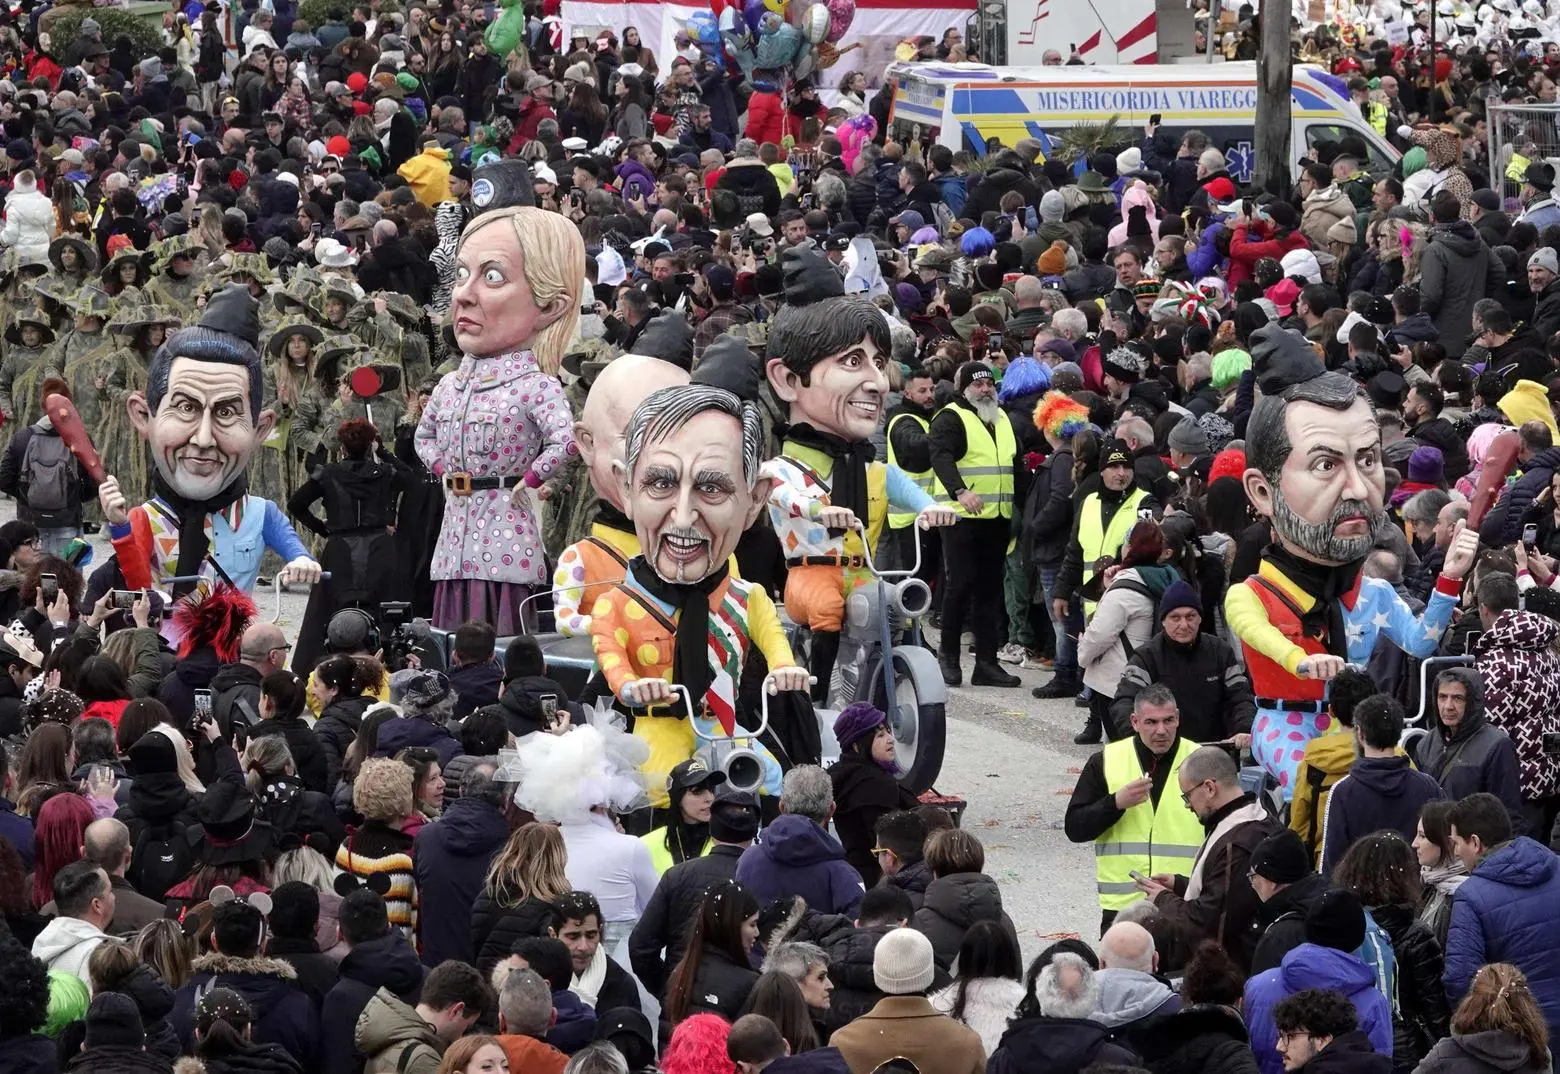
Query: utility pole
[[1254, 5, 1293, 198]]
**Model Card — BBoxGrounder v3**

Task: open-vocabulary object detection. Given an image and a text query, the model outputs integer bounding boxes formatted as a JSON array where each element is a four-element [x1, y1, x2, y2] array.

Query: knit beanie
[[1250, 829, 1311, 885], [708, 787, 761, 843], [873, 928, 936, 994], [1157, 579, 1202, 620], [1167, 418, 1210, 457], [128, 730, 179, 775], [1208, 447, 1247, 485], [1036, 240, 1068, 277], [1102, 345, 1146, 384], [833, 702, 887, 751], [1304, 889, 1367, 952], [1406, 445, 1445, 486], [84, 993, 144, 1049], [1039, 189, 1065, 224]]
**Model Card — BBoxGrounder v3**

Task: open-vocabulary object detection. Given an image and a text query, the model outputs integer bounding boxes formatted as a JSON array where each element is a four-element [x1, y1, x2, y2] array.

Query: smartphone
[[1128, 869, 1148, 882], [109, 589, 142, 611], [540, 694, 558, 720], [1149, 112, 1162, 126], [311, 221, 323, 236], [989, 331, 1004, 350], [193, 688, 213, 726], [1524, 523, 1539, 547], [40, 572, 57, 604], [801, 192, 816, 210]]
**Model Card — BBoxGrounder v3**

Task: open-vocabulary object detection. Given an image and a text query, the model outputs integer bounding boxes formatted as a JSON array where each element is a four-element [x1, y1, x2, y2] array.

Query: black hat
[[780, 246, 844, 305], [630, 310, 694, 370], [709, 785, 761, 843], [84, 993, 144, 1049], [691, 335, 762, 402], [1250, 829, 1312, 884], [954, 361, 994, 392], [129, 730, 179, 775], [595, 1007, 655, 1049], [1101, 438, 1134, 470], [189, 782, 273, 865], [1525, 161, 1555, 192], [1304, 888, 1367, 952], [471, 158, 537, 213], [666, 758, 726, 794], [1472, 188, 1502, 212], [199, 283, 262, 350], [1365, 370, 1406, 410]]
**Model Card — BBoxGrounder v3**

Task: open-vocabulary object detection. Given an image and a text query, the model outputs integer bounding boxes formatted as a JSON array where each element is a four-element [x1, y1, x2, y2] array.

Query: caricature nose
[[190, 407, 216, 447], [672, 485, 697, 528], [1340, 460, 1372, 504]]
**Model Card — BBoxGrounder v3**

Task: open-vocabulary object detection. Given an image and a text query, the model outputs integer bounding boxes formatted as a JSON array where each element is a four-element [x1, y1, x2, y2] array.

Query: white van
[[885, 61, 1399, 181]]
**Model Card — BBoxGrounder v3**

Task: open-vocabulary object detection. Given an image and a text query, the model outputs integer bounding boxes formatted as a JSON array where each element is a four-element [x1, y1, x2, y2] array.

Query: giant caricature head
[[129, 285, 275, 502], [765, 247, 893, 443], [577, 353, 690, 508], [453, 206, 584, 375], [1242, 323, 1385, 565], [618, 384, 772, 584]]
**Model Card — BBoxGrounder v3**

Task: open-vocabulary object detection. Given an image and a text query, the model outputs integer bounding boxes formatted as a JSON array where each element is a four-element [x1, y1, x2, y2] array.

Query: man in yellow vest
[[1063, 682, 1204, 933], [927, 361, 1021, 688], [884, 368, 942, 590]]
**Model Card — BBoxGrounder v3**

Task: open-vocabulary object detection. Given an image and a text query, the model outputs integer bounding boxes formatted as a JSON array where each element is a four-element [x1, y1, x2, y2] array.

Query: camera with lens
[[378, 601, 417, 671]]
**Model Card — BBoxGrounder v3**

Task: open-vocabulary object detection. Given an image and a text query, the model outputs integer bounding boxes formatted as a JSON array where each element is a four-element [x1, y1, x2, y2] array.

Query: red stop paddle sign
[[349, 366, 382, 400], [45, 393, 106, 483]]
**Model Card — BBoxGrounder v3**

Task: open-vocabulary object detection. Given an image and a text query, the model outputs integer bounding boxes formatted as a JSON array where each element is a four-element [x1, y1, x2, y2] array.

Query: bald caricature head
[[576, 355, 690, 509]]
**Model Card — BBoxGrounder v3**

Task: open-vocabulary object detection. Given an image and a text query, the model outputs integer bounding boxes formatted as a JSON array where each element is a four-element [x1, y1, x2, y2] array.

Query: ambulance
[[885, 61, 1398, 182]]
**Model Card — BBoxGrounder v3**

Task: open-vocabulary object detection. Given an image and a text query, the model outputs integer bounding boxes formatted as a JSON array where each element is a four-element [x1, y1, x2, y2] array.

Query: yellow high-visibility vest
[[885, 411, 945, 529], [947, 404, 1016, 520], [1079, 486, 1149, 616], [1096, 736, 1205, 911]]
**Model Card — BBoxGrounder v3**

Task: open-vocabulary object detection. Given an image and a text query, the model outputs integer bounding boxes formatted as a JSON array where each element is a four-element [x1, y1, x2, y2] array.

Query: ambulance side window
[[1304, 124, 1394, 178]]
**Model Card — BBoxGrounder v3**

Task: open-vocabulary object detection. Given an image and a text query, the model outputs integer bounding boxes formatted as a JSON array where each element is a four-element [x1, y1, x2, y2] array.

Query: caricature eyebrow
[[694, 469, 736, 492], [639, 463, 677, 487], [1306, 445, 1344, 460]]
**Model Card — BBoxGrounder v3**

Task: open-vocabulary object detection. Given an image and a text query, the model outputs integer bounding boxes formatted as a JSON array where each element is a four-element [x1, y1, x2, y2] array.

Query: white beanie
[[1116, 146, 1143, 175], [873, 928, 935, 994], [1280, 248, 1322, 285]]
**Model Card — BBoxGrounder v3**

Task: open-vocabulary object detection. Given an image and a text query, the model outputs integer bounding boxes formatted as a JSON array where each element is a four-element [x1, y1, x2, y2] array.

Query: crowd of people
[[0, 3, 1559, 1074]]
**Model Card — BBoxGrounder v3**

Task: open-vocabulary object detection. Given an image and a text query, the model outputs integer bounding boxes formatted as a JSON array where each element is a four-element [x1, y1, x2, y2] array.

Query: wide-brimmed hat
[[32, 275, 77, 308], [320, 277, 360, 309], [374, 290, 423, 326], [109, 303, 182, 334], [314, 237, 357, 269], [102, 246, 149, 279], [914, 245, 954, 273], [64, 284, 114, 318], [187, 781, 273, 866], [0, 247, 47, 283], [218, 252, 276, 285], [48, 235, 98, 274], [272, 276, 322, 318], [314, 333, 369, 383], [1076, 170, 1111, 194], [149, 231, 202, 272], [266, 319, 325, 358], [6, 309, 57, 344]]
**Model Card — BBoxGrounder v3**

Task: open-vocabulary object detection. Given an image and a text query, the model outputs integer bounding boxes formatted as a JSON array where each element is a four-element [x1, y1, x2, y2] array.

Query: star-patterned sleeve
[[1362, 574, 1460, 660], [553, 543, 590, 637], [523, 373, 577, 489]]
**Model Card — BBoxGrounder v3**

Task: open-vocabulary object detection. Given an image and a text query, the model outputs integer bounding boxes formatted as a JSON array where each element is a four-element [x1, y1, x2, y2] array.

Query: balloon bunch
[[704, 0, 855, 81]]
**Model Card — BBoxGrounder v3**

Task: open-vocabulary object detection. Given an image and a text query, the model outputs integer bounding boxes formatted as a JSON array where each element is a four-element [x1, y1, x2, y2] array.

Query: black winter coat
[[471, 894, 559, 978], [355, 238, 438, 305], [115, 774, 200, 899], [411, 796, 510, 968], [827, 752, 918, 888], [1138, 1004, 1260, 1074], [319, 932, 425, 1074], [988, 1016, 1140, 1074], [264, 936, 339, 1005], [248, 717, 330, 795], [172, 1044, 304, 1074], [254, 773, 343, 855], [169, 955, 320, 1069], [0, 1034, 55, 1074], [1023, 447, 1076, 568], [1250, 872, 1330, 975], [911, 872, 1020, 973], [1109, 631, 1255, 743], [1369, 902, 1450, 1072], [314, 694, 376, 793], [62, 1047, 170, 1074], [818, 922, 893, 1033], [630, 844, 743, 996], [676, 947, 758, 1021]]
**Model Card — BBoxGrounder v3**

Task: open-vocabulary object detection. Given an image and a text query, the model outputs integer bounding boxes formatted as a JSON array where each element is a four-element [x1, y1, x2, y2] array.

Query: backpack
[[128, 819, 194, 902], [21, 429, 76, 523], [1357, 910, 1400, 1015]]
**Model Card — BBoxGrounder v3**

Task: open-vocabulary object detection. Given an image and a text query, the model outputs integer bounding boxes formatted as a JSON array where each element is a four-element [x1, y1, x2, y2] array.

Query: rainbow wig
[[1032, 390, 1090, 441]]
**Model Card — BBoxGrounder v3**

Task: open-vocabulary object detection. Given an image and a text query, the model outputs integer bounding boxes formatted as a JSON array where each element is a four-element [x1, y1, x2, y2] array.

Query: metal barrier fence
[[1488, 102, 1560, 203]]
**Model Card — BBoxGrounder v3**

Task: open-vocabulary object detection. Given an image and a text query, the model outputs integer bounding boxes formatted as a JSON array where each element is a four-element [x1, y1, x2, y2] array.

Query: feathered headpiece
[[172, 583, 257, 661], [1033, 390, 1090, 441], [500, 704, 649, 823]]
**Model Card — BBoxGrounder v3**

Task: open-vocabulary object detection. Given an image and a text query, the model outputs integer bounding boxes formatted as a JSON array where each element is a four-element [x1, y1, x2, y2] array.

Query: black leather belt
[[1257, 697, 1324, 713], [444, 472, 523, 496], [787, 554, 865, 568]]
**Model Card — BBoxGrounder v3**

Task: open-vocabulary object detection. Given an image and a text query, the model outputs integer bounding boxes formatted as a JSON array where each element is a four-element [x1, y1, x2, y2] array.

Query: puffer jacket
[[1473, 610, 1560, 801], [471, 893, 558, 978], [372, 715, 460, 767], [1412, 668, 1525, 833], [170, 954, 321, 1068], [1138, 1003, 1261, 1074], [1419, 220, 1496, 359], [1444, 836, 1560, 1039], [911, 871, 1020, 973], [743, 90, 784, 145], [819, 922, 894, 1033], [1367, 902, 1449, 1072], [0, 182, 53, 263], [1244, 944, 1393, 1074], [1478, 444, 1560, 547], [1076, 565, 1179, 695], [679, 946, 758, 1021], [1300, 185, 1355, 248], [354, 989, 441, 1074], [313, 694, 376, 792]]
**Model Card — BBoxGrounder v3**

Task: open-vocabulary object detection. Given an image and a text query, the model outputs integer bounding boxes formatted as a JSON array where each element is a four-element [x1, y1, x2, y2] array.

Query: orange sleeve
[[110, 507, 154, 591], [589, 592, 637, 701]]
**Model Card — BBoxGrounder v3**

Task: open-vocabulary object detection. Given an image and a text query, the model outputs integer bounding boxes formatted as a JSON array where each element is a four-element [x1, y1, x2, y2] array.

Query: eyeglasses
[[871, 847, 892, 856], [21, 537, 39, 549], [268, 643, 292, 657], [1179, 779, 1208, 806]]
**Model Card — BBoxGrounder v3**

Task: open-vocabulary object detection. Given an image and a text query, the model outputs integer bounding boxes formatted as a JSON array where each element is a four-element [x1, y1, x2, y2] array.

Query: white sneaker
[[997, 643, 1025, 664], [1020, 650, 1053, 670]]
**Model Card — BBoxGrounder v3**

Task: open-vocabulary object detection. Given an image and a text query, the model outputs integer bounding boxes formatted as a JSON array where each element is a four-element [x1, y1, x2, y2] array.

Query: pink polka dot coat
[[415, 349, 578, 586]]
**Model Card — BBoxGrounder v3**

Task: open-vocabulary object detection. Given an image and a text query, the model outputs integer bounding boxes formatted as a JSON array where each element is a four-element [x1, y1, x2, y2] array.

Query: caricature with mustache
[[1228, 324, 1478, 798]]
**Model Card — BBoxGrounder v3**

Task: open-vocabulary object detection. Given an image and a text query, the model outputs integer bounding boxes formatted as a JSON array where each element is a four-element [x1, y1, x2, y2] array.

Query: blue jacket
[[933, 174, 967, 217], [734, 815, 866, 917], [1319, 756, 1444, 876], [1245, 943, 1393, 1074], [1444, 836, 1560, 1037], [447, 660, 502, 720], [374, 715, 461, 767], [547, 989, 597, 1054], [0, 796, 33, 870], [412, 796, 510, 967]]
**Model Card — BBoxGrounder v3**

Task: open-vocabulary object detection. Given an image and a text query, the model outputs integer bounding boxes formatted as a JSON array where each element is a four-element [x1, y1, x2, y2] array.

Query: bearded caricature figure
[[588, 384, 810, 806], [1226, 324, 1477, 797], [553, 350, 690, 637], [764, 248, 957, 703], [416, 206, 581, 634], [98, 285, 322, 598]]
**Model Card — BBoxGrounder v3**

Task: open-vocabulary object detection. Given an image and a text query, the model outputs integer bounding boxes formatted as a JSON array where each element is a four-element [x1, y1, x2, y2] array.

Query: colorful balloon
[[801, 2, 830, 44], [763, 0, 789, 16], [743, 0, 767, 34], [793, 40, 817, 78], [753, 19, 801, 67], [758, 11, 783, 34], [825, 0, 854, 43], [719, 4, 752, 48]]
